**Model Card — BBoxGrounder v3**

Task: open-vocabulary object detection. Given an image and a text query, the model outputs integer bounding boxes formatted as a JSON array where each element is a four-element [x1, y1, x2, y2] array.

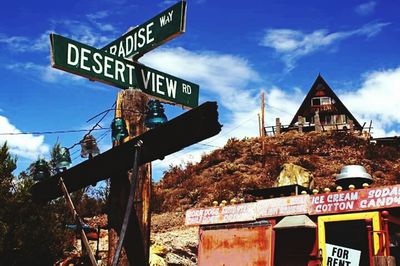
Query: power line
[[202, 115, 254, 146], [70, 148, 81, 157], [265, 103, 293, 116], [196, 143, 219, 148], [71, 130, 111, 162], [152, 113, 255, 168], [67, 102, 116, 150], [0, 128, 108, 136], [72, 154, 82, 162], [96, 129, 112, 143], [86, 107, 143, 123]]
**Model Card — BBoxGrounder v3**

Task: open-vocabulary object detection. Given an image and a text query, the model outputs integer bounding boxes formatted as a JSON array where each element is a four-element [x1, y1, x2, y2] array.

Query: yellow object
[[221, 200, 227, 206], [363, 183, 370, 188], [150, 244, 167, 256], [149, 244, 167, 266], [312, 189, 319, 195], [149, 254, 167, 266], [212, 201, 218, 207], [323, 188, 330, 194], [275, 163, 314, 189], [336, 186, 343, 192], [318, 212, 380, 266], [348, 184, 355, 191]]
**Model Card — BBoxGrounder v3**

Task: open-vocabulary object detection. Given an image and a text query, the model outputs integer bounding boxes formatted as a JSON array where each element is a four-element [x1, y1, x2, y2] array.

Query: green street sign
[[50, 33, 199, 108], [102, 0, 186, 59]]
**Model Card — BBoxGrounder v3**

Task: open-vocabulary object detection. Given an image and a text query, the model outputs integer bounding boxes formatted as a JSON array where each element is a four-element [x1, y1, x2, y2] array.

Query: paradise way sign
[[102, 0, 186, 59], [50, 33, 199, 108]]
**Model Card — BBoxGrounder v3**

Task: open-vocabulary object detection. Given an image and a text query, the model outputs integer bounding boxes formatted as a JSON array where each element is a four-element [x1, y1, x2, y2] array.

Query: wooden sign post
[[108, 90, 151, 265], [31, 1, 218, 265]]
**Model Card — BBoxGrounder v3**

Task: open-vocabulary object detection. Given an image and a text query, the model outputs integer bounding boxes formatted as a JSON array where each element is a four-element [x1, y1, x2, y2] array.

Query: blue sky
[[1, 0, 399, 180]]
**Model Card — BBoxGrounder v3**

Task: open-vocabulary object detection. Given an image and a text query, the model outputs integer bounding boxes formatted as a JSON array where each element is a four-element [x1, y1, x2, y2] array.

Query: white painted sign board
[[326, 243, 361, 266]]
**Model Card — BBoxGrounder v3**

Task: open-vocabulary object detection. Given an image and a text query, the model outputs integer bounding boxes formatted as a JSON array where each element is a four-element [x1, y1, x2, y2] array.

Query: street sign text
[[102, 0, 186, 59], [51, 34, 199, 108]]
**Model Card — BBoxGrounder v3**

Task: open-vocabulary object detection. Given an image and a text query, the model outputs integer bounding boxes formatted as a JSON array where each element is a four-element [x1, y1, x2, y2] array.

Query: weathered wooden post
[[314, 110, 322, 132], [298, 116, 304, 133], [108, 90, 151, 265], [40, 2, 207, 265], [261, 92, 265, 138], [275, 118, 281, 135], [349, 119, 354, 133], [372, 256, 396, 266]]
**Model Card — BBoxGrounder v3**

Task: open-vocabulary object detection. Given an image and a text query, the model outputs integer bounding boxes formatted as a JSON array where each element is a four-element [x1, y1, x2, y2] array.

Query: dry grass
[[152, 131, 400, 217]]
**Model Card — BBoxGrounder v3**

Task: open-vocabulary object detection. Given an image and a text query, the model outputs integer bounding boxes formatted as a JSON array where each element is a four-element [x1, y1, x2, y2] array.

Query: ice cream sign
[[310, 185, 400, 215]]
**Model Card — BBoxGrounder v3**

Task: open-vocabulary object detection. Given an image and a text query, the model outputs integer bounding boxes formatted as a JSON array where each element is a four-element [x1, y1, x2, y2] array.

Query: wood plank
[[31, 101, 221, 202]]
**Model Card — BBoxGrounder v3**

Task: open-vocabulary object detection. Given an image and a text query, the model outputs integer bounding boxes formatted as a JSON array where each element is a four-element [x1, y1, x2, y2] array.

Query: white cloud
[[86, 11, 116, 33], [53, 20, 115, 47], [0, 116, 49, 160], [31, 31, 52, 51], [0, 33, 50, 53], [151, 85, 303, 180], [141, 48, 259, 176], [0, 35, 30, 52], [340, 66, 400, 137], [141, 47, 260, 112], [260, 22, 390, 71], [5, 62, 81, 83], [152, 65, 400, 179], [87, 11, 109, 20], [355, 1, 377, 16], [0, 12, 117, 54], [140, 47, 306, 179]]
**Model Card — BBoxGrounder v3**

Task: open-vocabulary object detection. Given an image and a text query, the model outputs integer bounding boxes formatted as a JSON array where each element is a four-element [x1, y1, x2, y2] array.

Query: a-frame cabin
[[289, 74, 362, 131]]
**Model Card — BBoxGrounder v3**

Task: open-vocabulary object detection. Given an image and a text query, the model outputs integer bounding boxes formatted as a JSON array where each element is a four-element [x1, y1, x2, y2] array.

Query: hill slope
[[150, 131, 400, 265], [153, 131, 400, 213]]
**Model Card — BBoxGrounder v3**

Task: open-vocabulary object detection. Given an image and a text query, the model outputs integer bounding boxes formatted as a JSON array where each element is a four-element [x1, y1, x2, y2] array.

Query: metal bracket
[[112, 140, 143, 266]]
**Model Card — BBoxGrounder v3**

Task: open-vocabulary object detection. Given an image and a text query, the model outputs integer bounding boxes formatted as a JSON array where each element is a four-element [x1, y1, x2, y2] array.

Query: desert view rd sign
[[102, 0, 186, 59], [50, 0, 198, 109], [50, 34, 199, 108]]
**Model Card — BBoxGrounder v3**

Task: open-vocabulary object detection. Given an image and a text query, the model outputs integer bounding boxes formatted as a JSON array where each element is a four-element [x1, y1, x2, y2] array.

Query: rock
[[373, 170, 386, 179], [275, 163, 314, 189], [151, 226, 198, 266]]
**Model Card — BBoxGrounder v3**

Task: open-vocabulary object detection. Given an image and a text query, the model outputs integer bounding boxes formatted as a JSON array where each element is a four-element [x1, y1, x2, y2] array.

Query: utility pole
[[261, 91, 266, 166], [261, 92, 265, 138], [31, 100, 222, 265], [108, 89, 151, 265], [33, 2, 212, 265]]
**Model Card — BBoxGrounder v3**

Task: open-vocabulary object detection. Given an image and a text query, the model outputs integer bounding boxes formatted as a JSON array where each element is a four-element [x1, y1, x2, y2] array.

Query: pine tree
[[0, 142, 74, 265]]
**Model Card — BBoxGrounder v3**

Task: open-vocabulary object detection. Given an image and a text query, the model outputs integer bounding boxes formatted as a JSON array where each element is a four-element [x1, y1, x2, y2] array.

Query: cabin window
[[311, 97, 331, 106], [312, 98, 320, 106], [324, 115, 332, 124], [334, 114, 347, 124]]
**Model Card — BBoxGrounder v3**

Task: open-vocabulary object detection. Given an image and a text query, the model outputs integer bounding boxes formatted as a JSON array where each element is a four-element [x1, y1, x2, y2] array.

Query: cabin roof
[[289, 74, 362, 129]]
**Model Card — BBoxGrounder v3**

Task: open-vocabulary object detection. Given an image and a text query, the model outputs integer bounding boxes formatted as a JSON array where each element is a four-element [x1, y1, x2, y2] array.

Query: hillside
[[152, 131, 400, 213], [149, 131, 400, 264], [149, 130, 400, 265]]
